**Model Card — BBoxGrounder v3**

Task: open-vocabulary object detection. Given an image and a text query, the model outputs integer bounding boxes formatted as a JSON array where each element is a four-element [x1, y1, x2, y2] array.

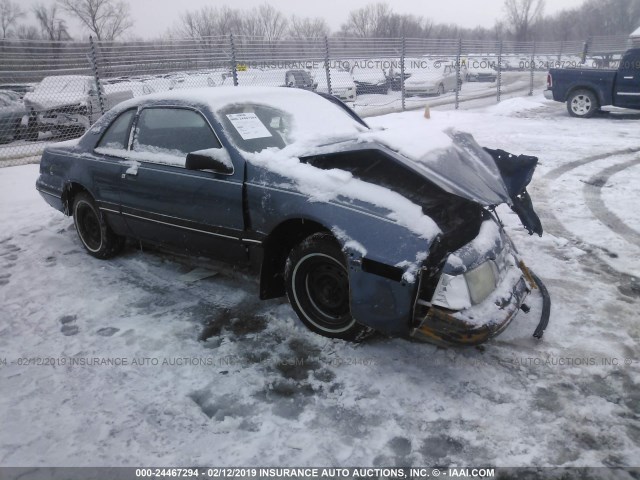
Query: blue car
[[36, 87, 549, 345]]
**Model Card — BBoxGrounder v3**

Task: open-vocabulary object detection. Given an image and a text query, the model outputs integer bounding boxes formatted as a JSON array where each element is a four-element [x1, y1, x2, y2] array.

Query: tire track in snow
[[534, 147, 640, 250], [582, 157, 640, 249], [533, 147, 640, 288]]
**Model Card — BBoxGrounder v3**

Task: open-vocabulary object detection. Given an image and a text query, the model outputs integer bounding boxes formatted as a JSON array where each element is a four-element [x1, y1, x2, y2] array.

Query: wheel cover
[[292, 253, 355, 333], [571, 94, 592, 115], [76, 202, 102, 252]]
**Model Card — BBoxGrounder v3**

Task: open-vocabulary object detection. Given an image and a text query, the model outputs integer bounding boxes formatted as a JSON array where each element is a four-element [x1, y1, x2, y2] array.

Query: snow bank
[[484, 96, 547, 115]]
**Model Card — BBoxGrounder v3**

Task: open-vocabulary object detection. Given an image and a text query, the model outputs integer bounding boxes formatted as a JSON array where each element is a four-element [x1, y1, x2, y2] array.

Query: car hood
[[23, 91, 87, 111], [297, 129, 543, 236], [405, 76, 439, 86]]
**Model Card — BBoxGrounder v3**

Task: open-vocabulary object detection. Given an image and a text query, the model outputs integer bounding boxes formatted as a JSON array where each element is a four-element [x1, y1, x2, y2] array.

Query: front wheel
[[285, 233, 368, 341], [73, 192, 124, 259], [567, 89, 599, 118]]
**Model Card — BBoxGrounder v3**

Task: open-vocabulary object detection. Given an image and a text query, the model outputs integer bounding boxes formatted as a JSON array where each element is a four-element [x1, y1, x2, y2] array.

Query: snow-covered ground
[[0, 95, 639, 468]]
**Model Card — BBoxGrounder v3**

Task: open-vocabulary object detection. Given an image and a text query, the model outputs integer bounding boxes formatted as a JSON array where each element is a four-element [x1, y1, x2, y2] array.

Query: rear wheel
[[567, 89, 599, 118], [13, 119, 24, 140], [285, 233, 368, 341], [73, 192, 124, 259], [25, 114, 39, 141]]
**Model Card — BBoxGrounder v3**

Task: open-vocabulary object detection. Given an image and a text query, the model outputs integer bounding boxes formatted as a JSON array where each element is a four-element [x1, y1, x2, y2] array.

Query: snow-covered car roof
[[114, 86, 369, 147]]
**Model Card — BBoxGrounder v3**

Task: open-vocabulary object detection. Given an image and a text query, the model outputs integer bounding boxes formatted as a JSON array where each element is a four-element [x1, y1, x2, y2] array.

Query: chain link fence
[[0, 34, 631, 167]]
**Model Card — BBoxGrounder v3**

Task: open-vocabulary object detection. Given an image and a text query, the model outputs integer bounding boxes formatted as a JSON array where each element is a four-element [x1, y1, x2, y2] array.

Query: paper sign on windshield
[[226, 113, 272, 140]]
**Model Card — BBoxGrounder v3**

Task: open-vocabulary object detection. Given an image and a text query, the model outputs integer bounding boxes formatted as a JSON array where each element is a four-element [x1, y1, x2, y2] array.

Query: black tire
[[13, 119, 24, 141], [72, 192, 124, 259], [285, 232, 368, 341], [567, 89, 599, 118], [25, 117, 38, 141]]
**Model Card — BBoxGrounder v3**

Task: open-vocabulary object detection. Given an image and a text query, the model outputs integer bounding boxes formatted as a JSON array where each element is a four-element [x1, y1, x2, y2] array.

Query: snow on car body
[[312, 69, 357, 102], [404, 63, 460, 97], [35, 86, 548, 345]]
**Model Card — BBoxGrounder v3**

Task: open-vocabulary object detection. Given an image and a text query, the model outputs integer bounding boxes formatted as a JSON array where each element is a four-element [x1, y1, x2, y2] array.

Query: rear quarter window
[[96, 109, 136, 151]]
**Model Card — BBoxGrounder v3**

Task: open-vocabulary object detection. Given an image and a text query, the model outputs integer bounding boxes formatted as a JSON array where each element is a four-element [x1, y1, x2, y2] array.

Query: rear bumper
[[543, 89, 554, 100], [36, 179, 65, 212], [405, 85, 439, 95], [411, 271, 531, 346]]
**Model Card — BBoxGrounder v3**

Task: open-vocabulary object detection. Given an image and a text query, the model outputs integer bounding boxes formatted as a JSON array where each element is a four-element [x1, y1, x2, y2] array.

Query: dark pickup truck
[[544, 47, 640, 117]]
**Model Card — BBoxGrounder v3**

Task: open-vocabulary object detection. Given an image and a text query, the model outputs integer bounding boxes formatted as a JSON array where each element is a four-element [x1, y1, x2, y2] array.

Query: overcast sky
[[20, 0, 589, 39]]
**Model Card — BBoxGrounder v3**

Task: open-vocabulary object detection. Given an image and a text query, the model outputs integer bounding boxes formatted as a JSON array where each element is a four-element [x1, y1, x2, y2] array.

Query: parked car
[[221, 69, 316, 92], [311, 69, 357, 102], [544, 47, 640, 117], [404, 65, 460, 96], [0, 92, 27, 143], [35, 87, 549, 346], [465, 58, 497, 82], [0, 83, 35, 99], [22, 75, 134, 140], [284, 69, 317, 91], [351, 66, 390, 95], [103, 79, 155, 97]]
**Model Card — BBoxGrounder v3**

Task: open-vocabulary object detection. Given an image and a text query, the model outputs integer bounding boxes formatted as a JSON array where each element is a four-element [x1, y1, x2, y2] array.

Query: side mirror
[[185, 150, 234, 175]]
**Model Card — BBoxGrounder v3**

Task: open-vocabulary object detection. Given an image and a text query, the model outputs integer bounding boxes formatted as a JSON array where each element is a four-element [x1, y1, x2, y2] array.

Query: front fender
[[247, 179, 433, 336]]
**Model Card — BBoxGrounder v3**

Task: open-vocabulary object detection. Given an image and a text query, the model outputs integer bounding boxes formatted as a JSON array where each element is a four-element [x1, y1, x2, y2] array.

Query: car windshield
[[37, 76, 91, 94], [216, 95, 366, 153]]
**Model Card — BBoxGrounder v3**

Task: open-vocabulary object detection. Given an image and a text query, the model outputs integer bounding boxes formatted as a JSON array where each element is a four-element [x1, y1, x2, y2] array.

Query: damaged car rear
[[35, 86, 549, 346]]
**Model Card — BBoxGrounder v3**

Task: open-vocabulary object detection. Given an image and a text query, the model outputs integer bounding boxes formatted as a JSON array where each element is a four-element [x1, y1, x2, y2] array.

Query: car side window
[[96, 109, 136, 151], [133, 108, 222, 167]]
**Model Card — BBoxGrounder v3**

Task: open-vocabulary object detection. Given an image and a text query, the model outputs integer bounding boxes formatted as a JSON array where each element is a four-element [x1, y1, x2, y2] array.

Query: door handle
[[624, 76, 634, 79], [122, 170, 138, 178]]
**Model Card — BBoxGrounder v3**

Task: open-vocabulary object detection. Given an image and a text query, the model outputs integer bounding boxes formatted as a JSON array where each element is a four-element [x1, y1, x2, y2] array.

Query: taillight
[[547, 73, 552, 88]]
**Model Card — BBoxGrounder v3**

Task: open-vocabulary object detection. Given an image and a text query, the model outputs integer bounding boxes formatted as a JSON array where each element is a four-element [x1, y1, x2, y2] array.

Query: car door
[[614, 51, 640, 108], [118, 105, 248, 262]]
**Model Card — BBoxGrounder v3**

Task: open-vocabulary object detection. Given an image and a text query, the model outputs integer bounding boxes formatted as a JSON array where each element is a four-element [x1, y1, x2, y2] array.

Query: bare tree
[[0, 0, 25, 38], [176, 7, 218, 38], [216, 6, 244, 36], [341, 3, 391, 37], [34, 4, 71, 40], [288, 16, 329, 39], [504, 0, 545, 41], [493, 21, 506, 40], [254, 4, 288, 45], [58, 0, 133, 40], [241, 13, 263, 37], [174, 6, 244, 37], [14, 24, 40, 40]]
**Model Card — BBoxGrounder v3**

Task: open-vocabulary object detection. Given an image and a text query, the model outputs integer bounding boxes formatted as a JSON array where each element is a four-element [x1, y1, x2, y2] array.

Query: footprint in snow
[[96, 327, 119, 337], [59, 315, 79, 336]]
